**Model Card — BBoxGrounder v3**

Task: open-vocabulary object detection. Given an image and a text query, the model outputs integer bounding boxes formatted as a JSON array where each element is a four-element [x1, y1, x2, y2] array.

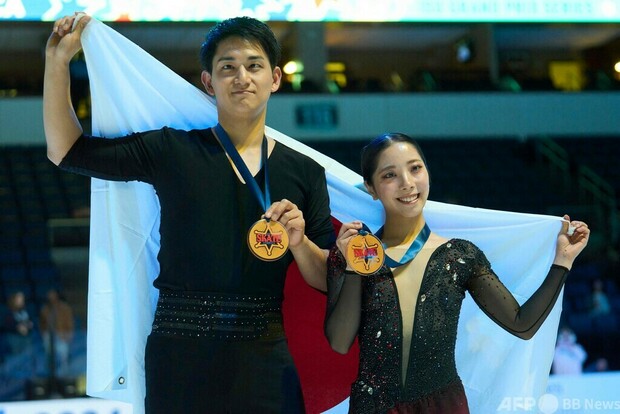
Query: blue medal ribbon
[[362, 222, 431, 268], [214, 123, 270, 212]]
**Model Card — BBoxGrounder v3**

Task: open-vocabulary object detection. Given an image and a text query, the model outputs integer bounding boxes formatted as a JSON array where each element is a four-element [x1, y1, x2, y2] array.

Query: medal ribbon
[[214, 123, 270, 211], [362, 223, 431, 268]]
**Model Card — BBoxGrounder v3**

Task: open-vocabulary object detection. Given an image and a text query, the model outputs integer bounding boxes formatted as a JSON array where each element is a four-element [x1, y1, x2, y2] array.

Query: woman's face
[[365, 142, 430, 220]]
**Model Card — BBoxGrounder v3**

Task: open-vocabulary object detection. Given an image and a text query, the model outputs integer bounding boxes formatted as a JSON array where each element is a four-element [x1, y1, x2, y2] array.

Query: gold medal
[[345, 232, 384, 275], [248, 219, 289, 261]]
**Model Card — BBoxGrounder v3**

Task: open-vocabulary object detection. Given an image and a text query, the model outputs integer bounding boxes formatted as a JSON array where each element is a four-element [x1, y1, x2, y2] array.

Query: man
[[39, 288, 75, 377], [44, 14, 334, 413]]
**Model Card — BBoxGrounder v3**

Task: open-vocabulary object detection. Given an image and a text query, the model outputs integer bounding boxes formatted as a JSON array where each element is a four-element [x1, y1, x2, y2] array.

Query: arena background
[[1, 1, 619, 413]]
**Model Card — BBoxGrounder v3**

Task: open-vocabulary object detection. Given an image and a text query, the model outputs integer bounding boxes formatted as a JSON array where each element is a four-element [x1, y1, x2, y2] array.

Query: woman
[[324, 133, 590, 413]]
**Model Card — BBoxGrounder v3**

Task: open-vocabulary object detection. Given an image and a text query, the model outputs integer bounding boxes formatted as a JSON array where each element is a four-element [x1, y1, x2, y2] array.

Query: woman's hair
[[199, 16, 281, 73], [360, 132, 429, 185]]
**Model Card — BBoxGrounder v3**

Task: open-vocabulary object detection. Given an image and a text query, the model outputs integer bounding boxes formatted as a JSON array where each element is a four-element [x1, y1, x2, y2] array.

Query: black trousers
[[144, 332, 305, 414]]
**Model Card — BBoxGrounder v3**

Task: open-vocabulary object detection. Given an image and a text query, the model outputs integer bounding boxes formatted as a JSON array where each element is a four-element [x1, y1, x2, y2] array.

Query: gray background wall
[[2, 92, 619, 145]]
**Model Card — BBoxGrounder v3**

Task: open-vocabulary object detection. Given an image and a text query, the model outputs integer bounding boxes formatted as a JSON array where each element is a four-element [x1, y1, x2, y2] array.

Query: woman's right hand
[[46, 13, 91, 63], [336, 221, 364, 259]]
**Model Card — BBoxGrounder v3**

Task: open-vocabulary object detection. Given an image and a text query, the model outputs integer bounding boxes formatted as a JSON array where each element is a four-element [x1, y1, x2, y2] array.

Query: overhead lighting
[[325, 62, 345, 72], [283, 60, 304, 75], [549, 61, 585, 91]]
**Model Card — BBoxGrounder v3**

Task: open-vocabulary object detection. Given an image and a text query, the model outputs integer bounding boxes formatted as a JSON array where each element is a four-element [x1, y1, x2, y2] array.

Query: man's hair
[[199, 16, 281, 74]]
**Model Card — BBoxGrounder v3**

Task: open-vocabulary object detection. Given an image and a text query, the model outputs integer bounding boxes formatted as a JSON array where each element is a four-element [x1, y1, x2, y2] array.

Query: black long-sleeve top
[[59, 127, 335, 296]]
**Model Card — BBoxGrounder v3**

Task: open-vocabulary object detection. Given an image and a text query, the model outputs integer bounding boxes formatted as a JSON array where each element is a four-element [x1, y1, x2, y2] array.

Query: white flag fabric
[[80, 18, 563, 414]]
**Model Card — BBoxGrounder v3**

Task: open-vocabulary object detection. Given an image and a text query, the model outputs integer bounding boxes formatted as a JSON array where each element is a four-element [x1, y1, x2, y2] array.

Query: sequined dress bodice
[[325, 239, 568, 414]]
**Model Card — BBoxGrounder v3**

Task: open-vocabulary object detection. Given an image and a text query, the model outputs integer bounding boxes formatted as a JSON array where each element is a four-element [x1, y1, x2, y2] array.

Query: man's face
[[201, 36, 281, 119]]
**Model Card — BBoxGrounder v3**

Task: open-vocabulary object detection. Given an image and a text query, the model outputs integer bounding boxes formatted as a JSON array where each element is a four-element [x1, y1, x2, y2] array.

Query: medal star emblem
[[253, 226, 285, 256], [248, 219, 289, 261], [351, 239, 380, 271], [346, 233, 385, 275]]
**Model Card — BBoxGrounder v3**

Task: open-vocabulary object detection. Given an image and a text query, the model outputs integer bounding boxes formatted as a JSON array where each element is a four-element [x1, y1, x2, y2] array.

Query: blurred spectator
[[589, 278, 612, 317], [584, 357, 610, 373], [552, 326, 588, 375], [39, 288, 75, 376], [1, 291, 35, 356]]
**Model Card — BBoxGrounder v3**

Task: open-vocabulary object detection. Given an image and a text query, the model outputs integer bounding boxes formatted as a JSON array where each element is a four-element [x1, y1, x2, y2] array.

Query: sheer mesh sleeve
[[467, 247, 568, 340], [324, 246, 363, 354]]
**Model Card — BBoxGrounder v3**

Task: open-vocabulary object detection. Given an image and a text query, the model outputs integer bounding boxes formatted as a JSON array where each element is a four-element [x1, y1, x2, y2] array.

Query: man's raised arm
[[43, 13, 91, 165]]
